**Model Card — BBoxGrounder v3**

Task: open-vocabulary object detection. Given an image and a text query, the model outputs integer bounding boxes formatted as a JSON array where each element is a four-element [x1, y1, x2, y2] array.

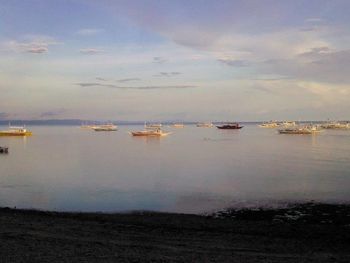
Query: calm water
[[0, 124, 349, 213]]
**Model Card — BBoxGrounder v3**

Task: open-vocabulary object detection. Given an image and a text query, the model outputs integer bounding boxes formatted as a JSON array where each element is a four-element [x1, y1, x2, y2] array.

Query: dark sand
[[1, 203, 350, 262]]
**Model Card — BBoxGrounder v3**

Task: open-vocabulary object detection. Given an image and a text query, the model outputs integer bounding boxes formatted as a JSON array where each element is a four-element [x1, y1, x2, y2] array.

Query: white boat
[[145, 122, 162, 129], [278, 125, 321, 134], [172, 123, 184, 128], [130, 128, 171, 137], [259, 121, 280, 128], [93, 123, 117, 131], [320, 121, 350, 129], [281, 121, 296, 127], [196, 122, 213, 128], [0, 125, 32, 136]]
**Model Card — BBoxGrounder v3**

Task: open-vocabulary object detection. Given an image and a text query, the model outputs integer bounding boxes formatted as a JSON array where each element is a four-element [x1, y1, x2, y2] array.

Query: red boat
[[216, 123, 243, 129]]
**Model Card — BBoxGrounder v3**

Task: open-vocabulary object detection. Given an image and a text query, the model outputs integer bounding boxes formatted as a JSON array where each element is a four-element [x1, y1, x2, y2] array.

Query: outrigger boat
[[259, 121, 280, 128], [216, 123, 243, 129], [130, 128, 171, 137], [320, 121, 350, 129], [196, 122, 213, 128], [172, 123, 184, 128], [93, 123, 117, 131], [0, 126, 32, 136], [144, 122, 162, 129], [278, 125, 321, 134]]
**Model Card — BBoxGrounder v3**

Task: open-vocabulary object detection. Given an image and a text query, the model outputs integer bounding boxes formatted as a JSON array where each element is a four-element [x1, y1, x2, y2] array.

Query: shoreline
[[1, 203, 350, 262]]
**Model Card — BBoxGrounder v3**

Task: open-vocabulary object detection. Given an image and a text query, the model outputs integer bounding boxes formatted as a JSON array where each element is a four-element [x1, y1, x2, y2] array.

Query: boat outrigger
[[0, 126, 32, 136]]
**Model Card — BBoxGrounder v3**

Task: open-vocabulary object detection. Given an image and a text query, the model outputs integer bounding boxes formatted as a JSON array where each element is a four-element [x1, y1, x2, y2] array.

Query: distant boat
[[172, 123, 184, 128], [259, 121, 280, 128], [281, 121, 296, 127], [145, 122, 162, 129], [130, 128, 171, 137], [0, 125, 32, 136], [278, 125, 321, 134], [320, 121, 350, 129], [216, 123, 243, 129], [93, 123, 117, 131], [196, 122, 213, 128]]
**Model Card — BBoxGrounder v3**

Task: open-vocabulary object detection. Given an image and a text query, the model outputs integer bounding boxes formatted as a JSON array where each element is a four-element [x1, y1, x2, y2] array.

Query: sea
[[0, 124, 349, 213]]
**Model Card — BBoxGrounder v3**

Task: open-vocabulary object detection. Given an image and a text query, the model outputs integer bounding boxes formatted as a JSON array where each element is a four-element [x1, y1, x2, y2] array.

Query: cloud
[[96, 77, 108, 81], [153, 56, 167, 63], [75, 82, 195, 90], [154, 72, 181, 77], [218, 59, 248, 67], [2, 37, 60, 54], [260, 48, 350, 84], [77, 28, 104, 36], [79, 48, 105, 55]]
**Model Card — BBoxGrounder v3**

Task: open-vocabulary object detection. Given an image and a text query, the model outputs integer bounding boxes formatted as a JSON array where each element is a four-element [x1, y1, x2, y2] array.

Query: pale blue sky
[[0, 0, 349, 121]]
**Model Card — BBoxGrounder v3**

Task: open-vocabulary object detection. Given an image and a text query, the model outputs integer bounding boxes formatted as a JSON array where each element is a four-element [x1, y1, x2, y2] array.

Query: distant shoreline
[[0, 119, 344, 126], [1, 202, 349, 262]]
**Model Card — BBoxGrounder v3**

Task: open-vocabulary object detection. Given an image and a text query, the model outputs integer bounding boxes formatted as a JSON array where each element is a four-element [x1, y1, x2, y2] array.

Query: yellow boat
[[0, 126, 32, 136]]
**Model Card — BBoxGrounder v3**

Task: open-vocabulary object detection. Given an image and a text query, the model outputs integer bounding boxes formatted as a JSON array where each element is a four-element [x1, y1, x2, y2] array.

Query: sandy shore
[[1, 203, 350, 262]]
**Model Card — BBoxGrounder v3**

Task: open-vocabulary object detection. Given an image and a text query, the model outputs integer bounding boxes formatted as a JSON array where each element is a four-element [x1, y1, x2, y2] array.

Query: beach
[[1, 203, 349, 262]]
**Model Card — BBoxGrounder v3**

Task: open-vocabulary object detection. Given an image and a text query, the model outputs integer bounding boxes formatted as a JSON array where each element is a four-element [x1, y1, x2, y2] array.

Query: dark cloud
[[154, 72, 181, 77], [79, 48, 104, 55], [96, 77, 108, 81], [153, 56, 167, 64], [218, 59, 248, 67], [76, 82, 195, 90], [118, 78, 141, 82]]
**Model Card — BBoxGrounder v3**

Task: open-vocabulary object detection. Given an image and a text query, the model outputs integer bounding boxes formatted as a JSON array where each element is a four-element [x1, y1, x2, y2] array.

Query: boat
[[278, 125, 321, 134], [216, 123, 243, 129], [320, 121, 350, 129], [281, 121, 296, 127], [145, 122, 162, 129], [0, 126, 32, 136], [172, 123, 184, 128], [196, 122, 213, 128], [259, 121, 280, 128], [130, 128, 171, 137], [93, 123, 117, 131]]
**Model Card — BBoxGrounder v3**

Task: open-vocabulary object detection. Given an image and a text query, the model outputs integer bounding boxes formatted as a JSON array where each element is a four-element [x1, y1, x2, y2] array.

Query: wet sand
[[0, 203, 350, 262]]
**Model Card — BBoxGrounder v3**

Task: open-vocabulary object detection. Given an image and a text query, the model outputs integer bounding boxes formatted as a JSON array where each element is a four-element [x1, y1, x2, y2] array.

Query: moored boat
[[130, 128, 171, 137], [216, 123, 243, 129], [0, 126, 32, 136], [278, 125, 321, 134], [259, 121, 280, 128], [172, 123, 184, 128], [196, 122, 213, 128], [320, 121, 350, 129], [93, 123, 117, 131]]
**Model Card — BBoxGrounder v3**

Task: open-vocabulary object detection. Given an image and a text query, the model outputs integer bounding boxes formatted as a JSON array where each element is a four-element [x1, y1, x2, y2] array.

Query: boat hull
[[0, 132, 32, 136]]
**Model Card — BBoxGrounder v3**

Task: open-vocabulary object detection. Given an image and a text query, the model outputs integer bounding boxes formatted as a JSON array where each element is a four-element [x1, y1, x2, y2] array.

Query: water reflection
[[0, 125, 349, 213]]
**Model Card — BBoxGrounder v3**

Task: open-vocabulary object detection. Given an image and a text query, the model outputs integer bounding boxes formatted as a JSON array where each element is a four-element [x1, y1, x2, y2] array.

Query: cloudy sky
[[0, 0, 349, 121]]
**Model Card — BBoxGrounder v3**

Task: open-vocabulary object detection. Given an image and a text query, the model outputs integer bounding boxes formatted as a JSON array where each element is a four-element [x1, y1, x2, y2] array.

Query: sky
[[0, 0, 349, 121]]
